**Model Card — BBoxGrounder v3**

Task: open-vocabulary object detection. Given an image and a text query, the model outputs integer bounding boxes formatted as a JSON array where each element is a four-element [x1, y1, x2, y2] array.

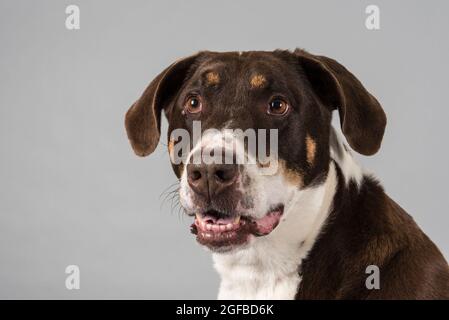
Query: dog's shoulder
[[297, 170, 449, 299]]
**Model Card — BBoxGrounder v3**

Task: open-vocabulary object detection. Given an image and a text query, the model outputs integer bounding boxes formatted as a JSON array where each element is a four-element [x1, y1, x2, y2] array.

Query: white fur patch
[[179, 127, 280, 216], [213, 163, 338, 299], [329, 127, 364, 187], [179, 129, 234, 213]]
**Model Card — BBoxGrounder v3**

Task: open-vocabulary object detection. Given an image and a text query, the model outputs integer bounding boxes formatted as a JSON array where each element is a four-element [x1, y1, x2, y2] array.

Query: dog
[[125, 49, 449, 299]]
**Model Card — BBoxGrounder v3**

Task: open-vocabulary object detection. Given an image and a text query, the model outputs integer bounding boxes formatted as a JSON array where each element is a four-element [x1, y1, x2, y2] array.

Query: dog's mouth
[[190, 205, 284, 251]]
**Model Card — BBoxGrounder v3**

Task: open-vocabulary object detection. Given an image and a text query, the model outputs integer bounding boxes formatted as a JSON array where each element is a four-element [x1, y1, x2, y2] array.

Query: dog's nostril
[[190, 170, 202, 182], [213, 165, 237, 183], [187, 165, 208, 197], [187, 163, 238, 197], [214, 169, 226, 182]]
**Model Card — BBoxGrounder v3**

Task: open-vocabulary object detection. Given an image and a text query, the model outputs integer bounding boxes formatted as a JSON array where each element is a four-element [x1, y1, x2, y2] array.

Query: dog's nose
[[187, 163, 238, 197]]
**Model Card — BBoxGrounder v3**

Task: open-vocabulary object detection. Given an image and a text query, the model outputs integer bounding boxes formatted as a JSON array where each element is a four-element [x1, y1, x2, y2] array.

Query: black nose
[[187, 163, 238, 197]]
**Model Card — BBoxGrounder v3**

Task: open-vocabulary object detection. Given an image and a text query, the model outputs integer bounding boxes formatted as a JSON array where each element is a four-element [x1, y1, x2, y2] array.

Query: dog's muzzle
[[187, 163, 239, 200], [184, 160, 283, 252]]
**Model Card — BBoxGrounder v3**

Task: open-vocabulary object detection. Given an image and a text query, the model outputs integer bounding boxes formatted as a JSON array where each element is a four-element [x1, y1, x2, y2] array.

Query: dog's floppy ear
[[125, 53, 201, 157], [294, 49, 386, 156]]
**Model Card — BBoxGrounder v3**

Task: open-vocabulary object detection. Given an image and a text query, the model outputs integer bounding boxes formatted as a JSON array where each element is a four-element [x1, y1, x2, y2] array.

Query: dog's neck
[[213, 161, 339, 299], [212, 128, 362, 299]]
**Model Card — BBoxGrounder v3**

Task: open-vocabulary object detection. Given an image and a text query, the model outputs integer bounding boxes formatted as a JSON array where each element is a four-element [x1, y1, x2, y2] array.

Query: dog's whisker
[[159, 182, 179, 199], [160, 190, 177, 209], [159, 182, 180, 213]]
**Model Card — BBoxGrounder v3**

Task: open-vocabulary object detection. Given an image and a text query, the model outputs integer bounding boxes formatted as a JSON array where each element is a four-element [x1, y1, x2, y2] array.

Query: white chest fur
[[213, 245, 303, 299], [212, 163, 338, 300]]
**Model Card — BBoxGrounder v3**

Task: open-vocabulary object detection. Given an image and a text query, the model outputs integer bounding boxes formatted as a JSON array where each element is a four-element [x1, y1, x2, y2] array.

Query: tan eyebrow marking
[[205, 72, 220, 86], [306, 134, 317, 166], [250, 74, 267, 89]]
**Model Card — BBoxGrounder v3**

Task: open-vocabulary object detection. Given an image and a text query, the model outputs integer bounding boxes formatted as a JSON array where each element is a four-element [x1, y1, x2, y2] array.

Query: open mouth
[[190, 205, 284, 251]]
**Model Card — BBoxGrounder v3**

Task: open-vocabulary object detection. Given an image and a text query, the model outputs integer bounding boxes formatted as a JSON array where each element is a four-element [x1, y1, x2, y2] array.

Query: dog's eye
[[268, 97, 289, 116], [184, 95, 203, 114]]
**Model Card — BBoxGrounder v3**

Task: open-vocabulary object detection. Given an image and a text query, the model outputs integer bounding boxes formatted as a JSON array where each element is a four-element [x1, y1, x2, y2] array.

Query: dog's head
[[125, 50, 386, 253]]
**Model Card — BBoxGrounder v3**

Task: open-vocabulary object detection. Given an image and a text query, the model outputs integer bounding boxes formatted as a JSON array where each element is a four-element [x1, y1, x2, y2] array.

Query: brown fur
[[279, 160, 303, 188], [296, 170, 449, 299]]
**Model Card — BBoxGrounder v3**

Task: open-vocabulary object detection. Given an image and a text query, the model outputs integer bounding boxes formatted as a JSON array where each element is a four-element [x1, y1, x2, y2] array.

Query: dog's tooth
[[233, 215, 241, 224], [212, 225, 220, 232], [226, 223, 233, 230], [219, 225, 226, 232], [206, 223, 212, 231]]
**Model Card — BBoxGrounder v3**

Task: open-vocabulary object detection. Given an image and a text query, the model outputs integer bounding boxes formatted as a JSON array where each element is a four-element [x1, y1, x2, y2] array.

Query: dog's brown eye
[[268, 98, 289, 116], [185, 96, 202, 114]]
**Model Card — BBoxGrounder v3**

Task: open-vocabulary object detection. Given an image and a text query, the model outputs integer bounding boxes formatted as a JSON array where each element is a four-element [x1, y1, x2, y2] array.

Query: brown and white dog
[[125, 49, 449, 299]]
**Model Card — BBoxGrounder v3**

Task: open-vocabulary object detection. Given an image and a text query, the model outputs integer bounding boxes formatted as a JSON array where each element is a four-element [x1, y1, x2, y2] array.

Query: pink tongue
[[254, 211, 282, 235], [203, 215, 235, 225]]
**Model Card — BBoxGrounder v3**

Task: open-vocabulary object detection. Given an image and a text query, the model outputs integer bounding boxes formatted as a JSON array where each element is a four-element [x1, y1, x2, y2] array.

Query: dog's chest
[[216, 265, 301, 299], [213, 244, 305, 299]]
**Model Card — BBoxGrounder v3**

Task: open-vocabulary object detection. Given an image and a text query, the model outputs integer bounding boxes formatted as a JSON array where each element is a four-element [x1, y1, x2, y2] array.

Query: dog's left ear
[[294, 49, 387, 156], [125, 53, 201, 157]]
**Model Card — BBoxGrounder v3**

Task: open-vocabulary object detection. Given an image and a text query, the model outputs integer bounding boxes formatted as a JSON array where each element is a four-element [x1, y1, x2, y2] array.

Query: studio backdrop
[[0, 0, 448, 299]]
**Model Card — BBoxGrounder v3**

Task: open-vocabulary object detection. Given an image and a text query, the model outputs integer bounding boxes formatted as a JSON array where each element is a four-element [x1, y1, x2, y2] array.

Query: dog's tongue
[[253, 210, 282, 235]]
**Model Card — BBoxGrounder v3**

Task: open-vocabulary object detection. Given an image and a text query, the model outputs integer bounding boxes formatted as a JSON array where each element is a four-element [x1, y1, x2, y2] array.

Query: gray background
[[0, 0, 448, 299]]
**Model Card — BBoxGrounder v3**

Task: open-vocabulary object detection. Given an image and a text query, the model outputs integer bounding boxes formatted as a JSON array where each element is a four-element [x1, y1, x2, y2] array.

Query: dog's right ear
[[125, 53, 201, 157]]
